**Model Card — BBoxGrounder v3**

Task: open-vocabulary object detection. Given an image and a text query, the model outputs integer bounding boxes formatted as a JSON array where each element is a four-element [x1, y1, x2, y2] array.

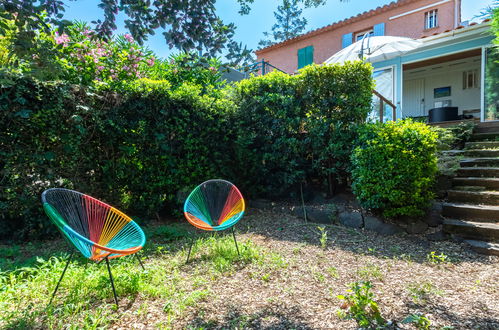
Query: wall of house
[[256, 0, 461, 74], [402, 55, 481, 117]]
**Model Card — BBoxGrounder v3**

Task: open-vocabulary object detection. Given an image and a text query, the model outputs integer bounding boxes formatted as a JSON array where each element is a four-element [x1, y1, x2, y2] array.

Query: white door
[[403, 79, 425, 117]]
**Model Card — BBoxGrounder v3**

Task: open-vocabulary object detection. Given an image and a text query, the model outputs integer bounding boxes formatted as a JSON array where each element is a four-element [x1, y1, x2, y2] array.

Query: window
[[425, 9, 438, 29], [463, 70, 478, 89], [297, 45, 314, 69], [355, 29, 374, 42]]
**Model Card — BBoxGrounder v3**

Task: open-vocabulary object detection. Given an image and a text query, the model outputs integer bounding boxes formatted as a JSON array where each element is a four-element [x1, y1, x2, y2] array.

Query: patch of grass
[[0, 232, 263, 328], [356, 264, 383, 281], [145, 223, 190, 241], [407, 281, 444, 305]]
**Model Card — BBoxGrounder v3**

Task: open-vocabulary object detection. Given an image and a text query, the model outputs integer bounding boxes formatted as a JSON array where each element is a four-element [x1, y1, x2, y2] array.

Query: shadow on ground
[[186, 305, 313, 330]]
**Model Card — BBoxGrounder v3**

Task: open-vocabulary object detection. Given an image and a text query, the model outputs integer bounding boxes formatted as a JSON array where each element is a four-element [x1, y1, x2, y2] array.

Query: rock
[[250, 199, 272, 210], [364, 216, 403, 235], [306, 207, 335, 224], [426, 230, 449, 241], [406, 220, 429, 234], [339, 211, 363, 228], [424, 202, 444, 227], [292, 206, 336, 224]]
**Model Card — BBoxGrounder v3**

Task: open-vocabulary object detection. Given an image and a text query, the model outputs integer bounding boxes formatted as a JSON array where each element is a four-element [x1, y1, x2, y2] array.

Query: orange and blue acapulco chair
[[183, 179, 245, 262], [41, 188, 146, 306]]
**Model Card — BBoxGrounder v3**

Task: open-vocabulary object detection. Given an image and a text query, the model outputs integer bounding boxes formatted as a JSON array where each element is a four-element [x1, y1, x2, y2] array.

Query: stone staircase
[[442, 122, 499, 256]]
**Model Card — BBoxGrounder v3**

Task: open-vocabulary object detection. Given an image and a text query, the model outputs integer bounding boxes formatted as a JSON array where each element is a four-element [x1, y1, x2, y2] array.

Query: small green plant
[[327, 266, 339, 279], [318, 226, 328, 249], [356, 264, 384, 281], [402, 313, 431, 329], [337, 281, 386, 328], [427, 251, 449, 264], [407, 281, 443, 304]]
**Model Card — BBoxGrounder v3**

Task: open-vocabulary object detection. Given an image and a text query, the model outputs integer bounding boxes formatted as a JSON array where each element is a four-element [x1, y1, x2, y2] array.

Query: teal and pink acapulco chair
[[41, 188, 146, 306], [183, 179, 245, 262]]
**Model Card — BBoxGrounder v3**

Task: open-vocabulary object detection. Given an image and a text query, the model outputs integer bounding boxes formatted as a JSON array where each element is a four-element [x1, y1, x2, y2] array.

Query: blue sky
[[63, 0, 496, 59]]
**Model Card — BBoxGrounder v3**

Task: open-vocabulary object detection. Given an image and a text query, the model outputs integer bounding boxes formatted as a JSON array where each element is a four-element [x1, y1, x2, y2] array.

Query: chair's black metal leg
[[186, 235, 195, 263], [49, 251, 74, 305], [232, 227, 240, 256], [105, 257, 119, 307], [135, 253, 145, 270]]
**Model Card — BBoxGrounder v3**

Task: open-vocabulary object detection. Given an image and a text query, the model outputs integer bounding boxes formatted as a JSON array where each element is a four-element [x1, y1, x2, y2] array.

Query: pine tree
[[259, 0, 308, 48]]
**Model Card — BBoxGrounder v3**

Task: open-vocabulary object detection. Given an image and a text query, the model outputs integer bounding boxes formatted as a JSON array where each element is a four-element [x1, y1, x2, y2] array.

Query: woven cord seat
[[42, 188, 146, 306], [183, 179, 245, 262]]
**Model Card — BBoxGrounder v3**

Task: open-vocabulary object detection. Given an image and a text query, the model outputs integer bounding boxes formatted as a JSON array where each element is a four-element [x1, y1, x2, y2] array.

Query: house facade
[[369, 20, 497, 123], [255, 0, 462, 74]]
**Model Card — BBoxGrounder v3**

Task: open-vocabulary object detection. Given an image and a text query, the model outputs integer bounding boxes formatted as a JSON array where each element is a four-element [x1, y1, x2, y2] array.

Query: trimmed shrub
[[233, 62, 374, 196], [351, 120, 438, 218], [0, 73, 234, 240]]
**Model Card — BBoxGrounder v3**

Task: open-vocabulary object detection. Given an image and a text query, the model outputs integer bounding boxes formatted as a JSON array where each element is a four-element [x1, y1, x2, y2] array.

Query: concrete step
[[460, 158, 499, 167], [453, 177, 499, 190], [464, 240, 499, 256], [448, 190, 499, 204], [465, 141, 499, 149], [474, 127, 499, 134], [442, 203, 499, 222], [456, 167, 499, 178], [464, 149, 499, 157], [470, 132, 499, 141], [452, 186, 487, 192], [443, 219, 499, 241]]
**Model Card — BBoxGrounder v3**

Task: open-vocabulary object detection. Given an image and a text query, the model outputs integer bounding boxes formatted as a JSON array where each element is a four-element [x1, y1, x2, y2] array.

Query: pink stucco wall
[[256, 0, 461, 74]]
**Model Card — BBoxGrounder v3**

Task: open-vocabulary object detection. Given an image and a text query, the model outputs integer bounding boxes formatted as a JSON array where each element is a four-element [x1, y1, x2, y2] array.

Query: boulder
[[250, 199, 272, 210], [364, 216, 403, 235], [406, 220, 429, 234], [426, 230, 449, 241], [339, 211, 363, 228], [306, 207, 335, 224], [424, 202, 444, 227]]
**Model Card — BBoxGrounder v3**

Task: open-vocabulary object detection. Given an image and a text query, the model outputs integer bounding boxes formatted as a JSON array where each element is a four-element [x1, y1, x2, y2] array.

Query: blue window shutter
[[297, 46, 314, 69], [297, 47, 306, 69], [307, 46, 314, 65], [373, 23, 385, 36], [342, 33, 353, 48]]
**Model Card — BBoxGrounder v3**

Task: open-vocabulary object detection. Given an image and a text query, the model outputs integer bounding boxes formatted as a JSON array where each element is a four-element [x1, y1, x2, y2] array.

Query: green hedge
[[0, 74, 235, 239], [351, 119, 438, 218], [233, 62, 374, 196], [0, 62, 375, 240]]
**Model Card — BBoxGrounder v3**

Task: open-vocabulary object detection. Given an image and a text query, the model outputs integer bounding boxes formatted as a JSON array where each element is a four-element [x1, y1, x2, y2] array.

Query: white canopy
[[324, 36, 422, 64]]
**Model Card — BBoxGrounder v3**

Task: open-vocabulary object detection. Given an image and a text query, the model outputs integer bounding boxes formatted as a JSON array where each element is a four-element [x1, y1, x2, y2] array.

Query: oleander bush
[[351, 119, 438, 218]]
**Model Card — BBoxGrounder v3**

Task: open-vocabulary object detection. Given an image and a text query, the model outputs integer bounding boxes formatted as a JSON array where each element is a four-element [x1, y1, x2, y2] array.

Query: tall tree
[[0, 0, 337, 61], [259, 0, 308, 48]]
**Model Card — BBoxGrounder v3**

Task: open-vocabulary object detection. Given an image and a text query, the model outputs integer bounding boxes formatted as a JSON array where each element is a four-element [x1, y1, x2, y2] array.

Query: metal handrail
[[372, 89, 396, 122]]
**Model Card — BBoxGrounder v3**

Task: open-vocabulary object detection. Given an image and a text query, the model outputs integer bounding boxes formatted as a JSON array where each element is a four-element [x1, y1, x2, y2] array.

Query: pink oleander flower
[[124, 33, 134, 43], [55, 32, 70, 46], [95, 47, 106, 57], [209, 66, 217, 72], [146, 57, 155, 66], [83, 29, 93, 37], [97, 66, 104, 71]]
